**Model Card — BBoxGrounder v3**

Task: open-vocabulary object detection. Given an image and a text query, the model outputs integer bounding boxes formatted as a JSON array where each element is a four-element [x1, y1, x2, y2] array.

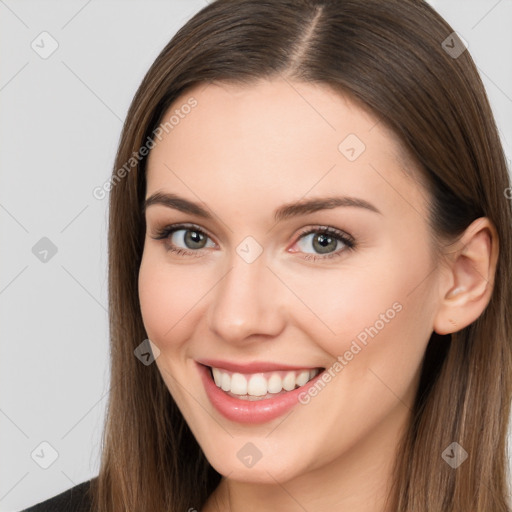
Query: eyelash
[[151, 223, 356, 261]]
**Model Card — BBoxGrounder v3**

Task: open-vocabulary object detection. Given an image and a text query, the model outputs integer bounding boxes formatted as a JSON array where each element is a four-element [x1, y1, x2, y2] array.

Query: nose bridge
[[208, 250, 284, 343]]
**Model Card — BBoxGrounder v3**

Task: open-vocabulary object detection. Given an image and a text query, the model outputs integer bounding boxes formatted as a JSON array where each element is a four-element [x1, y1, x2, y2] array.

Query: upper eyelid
[[164, 223, 218, 244]]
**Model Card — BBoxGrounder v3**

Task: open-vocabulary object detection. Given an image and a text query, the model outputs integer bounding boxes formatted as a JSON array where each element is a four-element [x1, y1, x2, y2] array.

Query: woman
[[22, 0, 512, 510]]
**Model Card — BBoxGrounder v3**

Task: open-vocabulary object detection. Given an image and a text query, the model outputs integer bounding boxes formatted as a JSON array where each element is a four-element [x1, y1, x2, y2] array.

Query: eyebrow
[[143, 191, 382, 222]]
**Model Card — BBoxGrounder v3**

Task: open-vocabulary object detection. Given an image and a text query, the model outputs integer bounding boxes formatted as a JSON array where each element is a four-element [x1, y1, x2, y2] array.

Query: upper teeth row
[[211, 367, 321, 396]]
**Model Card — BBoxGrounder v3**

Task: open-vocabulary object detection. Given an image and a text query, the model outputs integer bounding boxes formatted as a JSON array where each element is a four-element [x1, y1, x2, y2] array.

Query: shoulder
[[19, 477, 96, 512]]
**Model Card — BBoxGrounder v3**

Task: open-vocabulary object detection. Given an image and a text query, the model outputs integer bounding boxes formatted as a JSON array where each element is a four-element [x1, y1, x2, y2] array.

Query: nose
[[207, 251, 286, 345]]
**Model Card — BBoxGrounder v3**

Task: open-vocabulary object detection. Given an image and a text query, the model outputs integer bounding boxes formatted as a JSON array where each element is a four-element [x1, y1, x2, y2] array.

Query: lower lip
[[197, 363, 324, 424]]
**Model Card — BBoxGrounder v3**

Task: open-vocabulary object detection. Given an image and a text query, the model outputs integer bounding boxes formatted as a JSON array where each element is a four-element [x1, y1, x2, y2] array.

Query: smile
[[196, 361, 325, 424]]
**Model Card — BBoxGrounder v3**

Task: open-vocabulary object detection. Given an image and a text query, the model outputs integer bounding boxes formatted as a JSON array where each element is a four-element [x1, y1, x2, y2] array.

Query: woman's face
[[138, 79, 443, 483]]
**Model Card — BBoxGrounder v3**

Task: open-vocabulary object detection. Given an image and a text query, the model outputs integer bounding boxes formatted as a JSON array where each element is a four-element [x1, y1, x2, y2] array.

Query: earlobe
[[433, 217, 498, 335]]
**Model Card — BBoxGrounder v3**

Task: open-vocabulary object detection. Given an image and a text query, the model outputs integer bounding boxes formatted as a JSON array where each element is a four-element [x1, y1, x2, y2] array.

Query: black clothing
[[20, 478, 95, 512]]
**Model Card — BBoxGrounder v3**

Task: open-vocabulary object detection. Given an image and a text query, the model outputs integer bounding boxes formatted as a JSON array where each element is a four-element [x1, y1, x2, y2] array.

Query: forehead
[[145, 79, 427, 220]]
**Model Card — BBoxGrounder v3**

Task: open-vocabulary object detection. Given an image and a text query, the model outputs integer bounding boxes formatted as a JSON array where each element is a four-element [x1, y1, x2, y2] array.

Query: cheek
[[137, 250, 210, 347]]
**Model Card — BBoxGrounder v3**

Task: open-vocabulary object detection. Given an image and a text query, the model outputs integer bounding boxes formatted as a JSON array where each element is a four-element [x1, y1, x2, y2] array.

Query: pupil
[[314, 234, 336, 254], [186, 230, 205, 248]]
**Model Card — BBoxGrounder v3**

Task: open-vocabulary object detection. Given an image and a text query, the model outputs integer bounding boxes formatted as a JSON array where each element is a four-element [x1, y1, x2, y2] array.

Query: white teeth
[[210, 366, 321, 397], [221, 372, 230, 392], [267, 373, 282, 393], [296, 370, 310, 387], [247, 374, 267, 396], [230, 372, 248, 395], [212, 367, 222, 387], [282, 372, 296, 391]]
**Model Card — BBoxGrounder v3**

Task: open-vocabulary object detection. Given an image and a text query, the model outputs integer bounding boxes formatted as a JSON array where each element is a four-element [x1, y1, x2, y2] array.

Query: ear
[[433, 217, 499, 335]]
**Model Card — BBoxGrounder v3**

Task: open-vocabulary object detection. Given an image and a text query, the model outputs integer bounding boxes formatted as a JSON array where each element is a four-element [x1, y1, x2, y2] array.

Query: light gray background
[[1, 1, 511, 511]]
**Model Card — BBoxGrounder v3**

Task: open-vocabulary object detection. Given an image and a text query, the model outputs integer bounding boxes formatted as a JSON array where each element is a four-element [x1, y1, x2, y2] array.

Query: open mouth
[[207, 365, 325, 401]]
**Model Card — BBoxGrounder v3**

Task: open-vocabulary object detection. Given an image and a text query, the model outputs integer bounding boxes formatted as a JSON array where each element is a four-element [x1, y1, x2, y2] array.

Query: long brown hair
[[90, 0, 512, 510]]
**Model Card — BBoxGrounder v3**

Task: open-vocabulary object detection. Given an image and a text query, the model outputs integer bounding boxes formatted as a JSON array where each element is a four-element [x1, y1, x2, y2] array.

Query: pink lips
[[197, 358, 320, 373], [196, 360, 324, 424]]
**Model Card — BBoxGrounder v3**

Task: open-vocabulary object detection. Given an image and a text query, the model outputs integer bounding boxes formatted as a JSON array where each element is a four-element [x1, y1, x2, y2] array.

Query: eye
[[151, 223, 215, 256], [292, 226, 355, 261], [150, 223, 356, 261]]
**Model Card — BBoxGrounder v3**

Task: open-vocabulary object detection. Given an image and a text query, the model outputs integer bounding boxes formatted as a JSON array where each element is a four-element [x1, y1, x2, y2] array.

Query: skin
[[138, 78, 498, 511]]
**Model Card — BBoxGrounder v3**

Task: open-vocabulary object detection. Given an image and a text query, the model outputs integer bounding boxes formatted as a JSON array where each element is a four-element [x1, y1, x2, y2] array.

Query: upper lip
[[196, 358, 324, 373]]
